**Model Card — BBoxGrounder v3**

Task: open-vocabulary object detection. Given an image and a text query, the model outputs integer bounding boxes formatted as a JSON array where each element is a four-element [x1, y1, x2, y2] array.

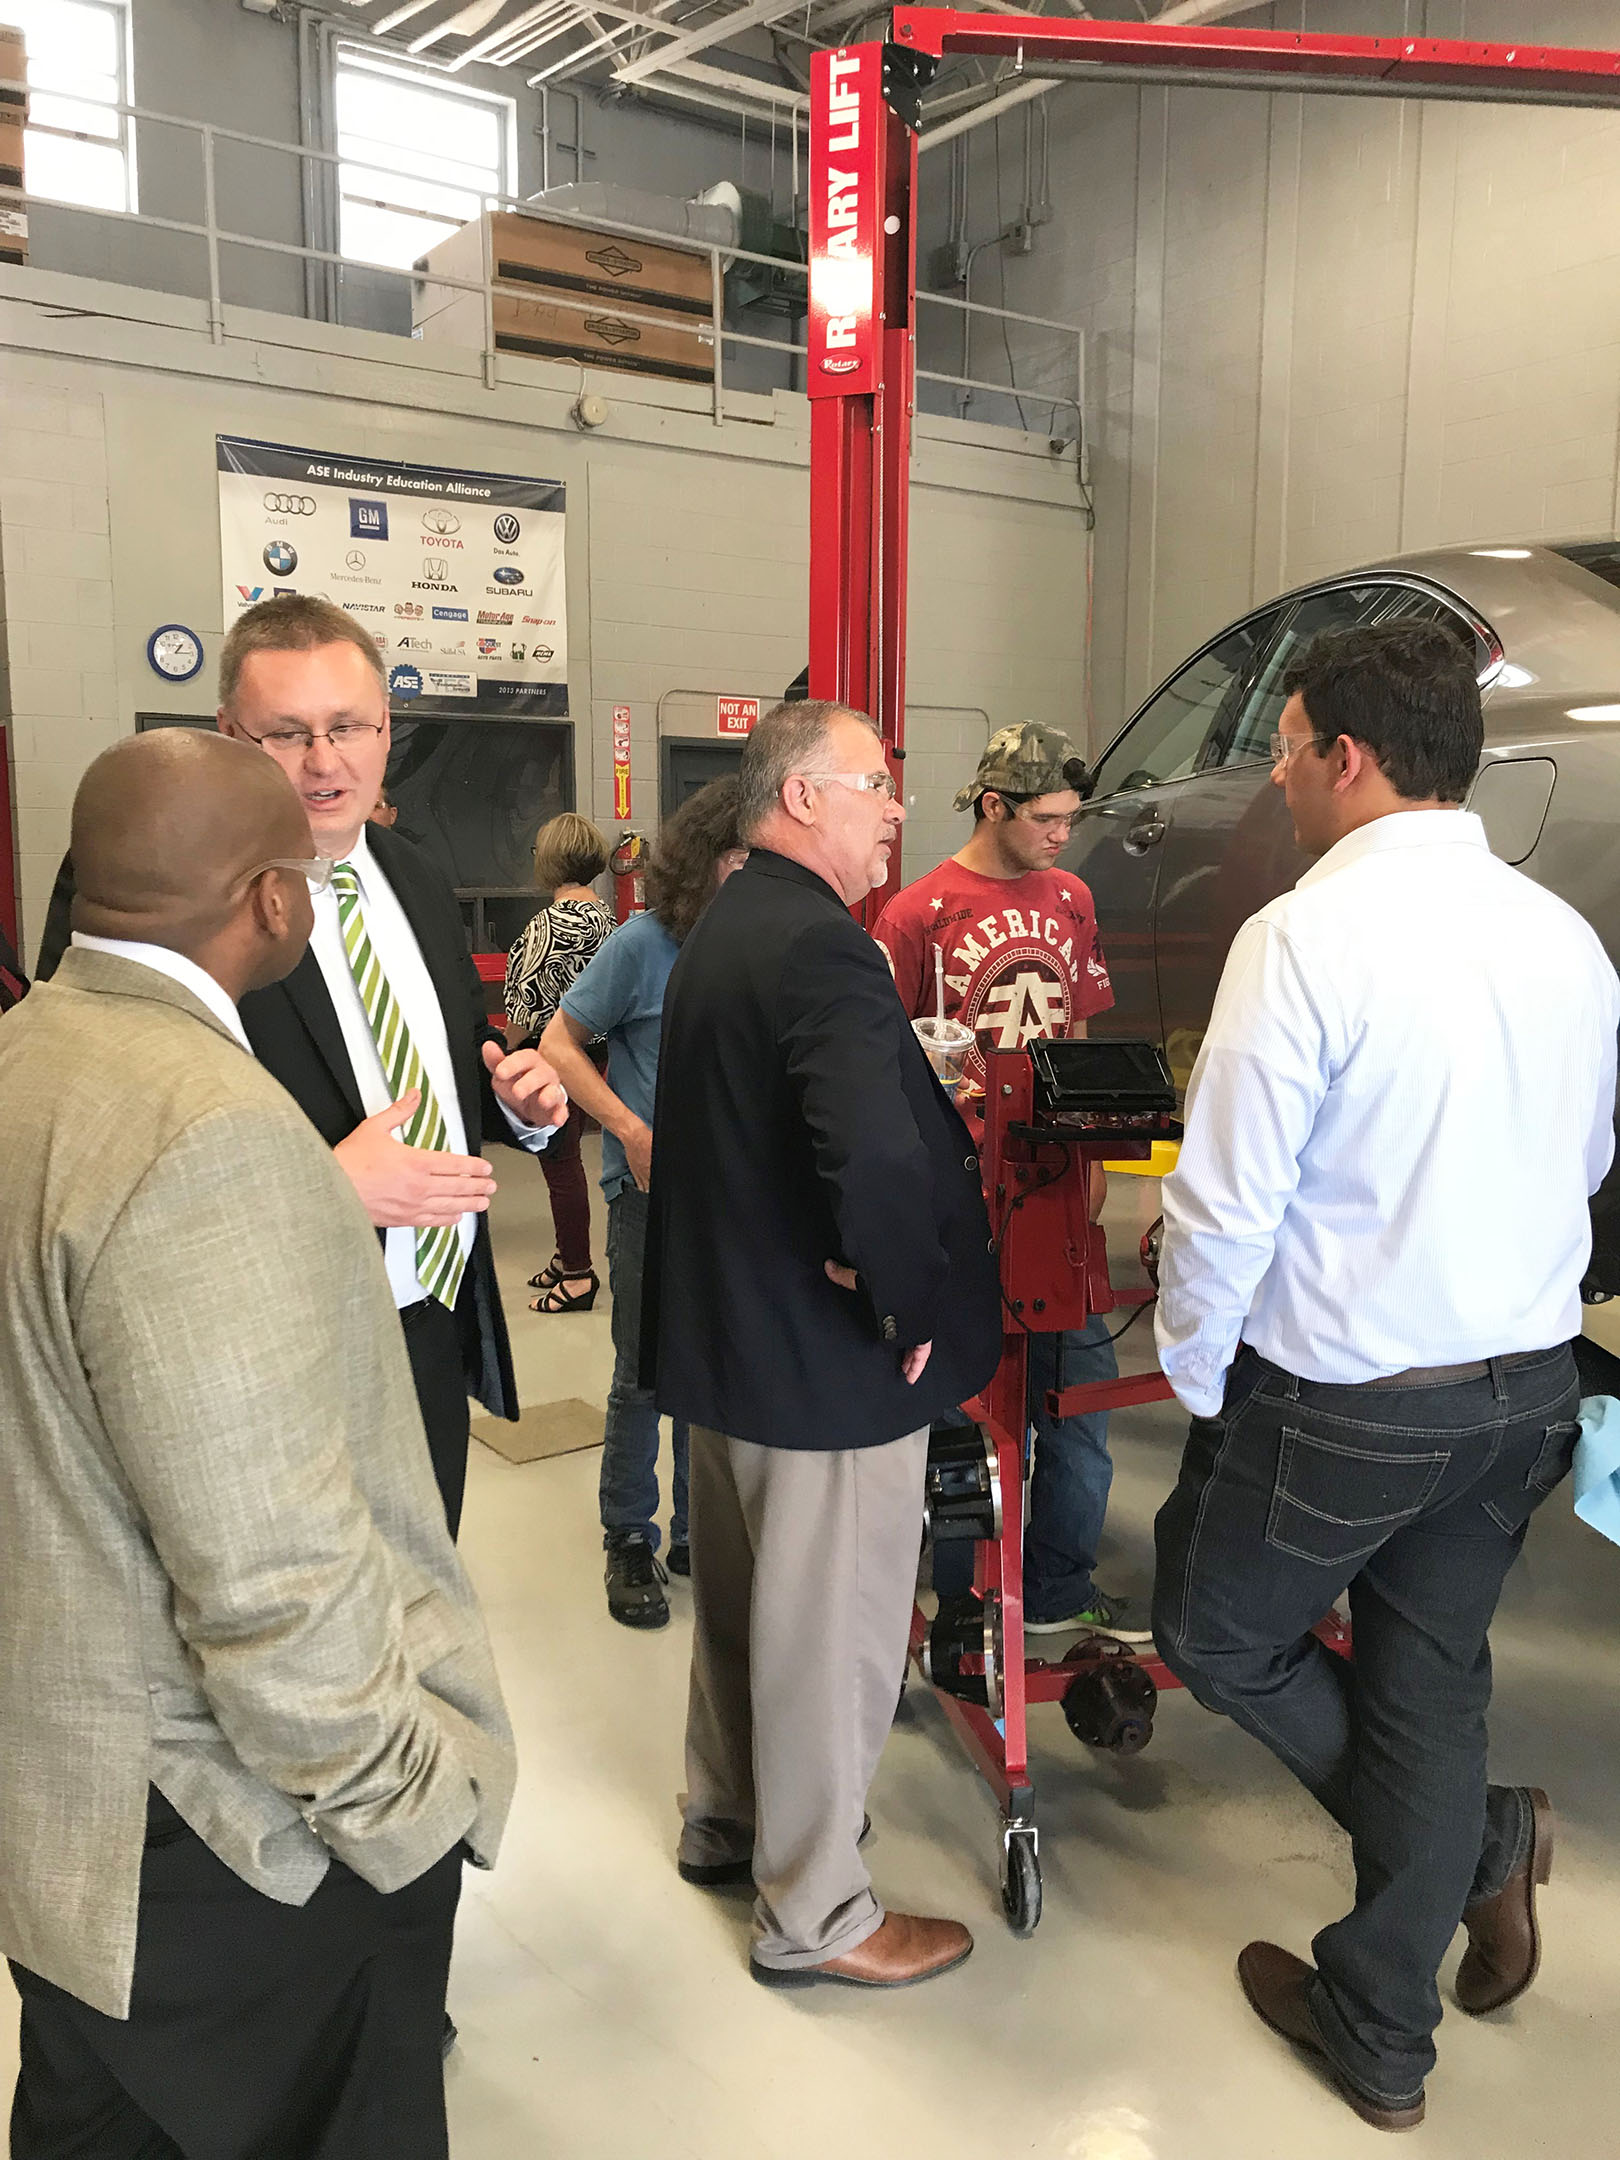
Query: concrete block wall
[[964, 0, 1620, 737], [0, 271, 1090, 959], [0, 388, 118, 932]]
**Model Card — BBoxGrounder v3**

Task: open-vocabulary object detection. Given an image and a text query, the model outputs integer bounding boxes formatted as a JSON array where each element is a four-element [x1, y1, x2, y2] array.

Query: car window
[[1213, 585, 1389, 768], [1214, 583, 1487, 768], [1090, 615, 1275, 797]]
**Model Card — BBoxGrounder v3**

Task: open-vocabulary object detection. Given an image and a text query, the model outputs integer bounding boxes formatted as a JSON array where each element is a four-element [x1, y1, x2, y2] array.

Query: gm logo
[[492, 564, 524, 585], [350, 499, 389, 540], [493, 513, 521, 546]]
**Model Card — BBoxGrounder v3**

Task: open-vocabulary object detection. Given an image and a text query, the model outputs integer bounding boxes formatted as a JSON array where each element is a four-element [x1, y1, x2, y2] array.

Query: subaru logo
[[492, 564, 523, 585], [263, 541, 297, 575], [493, 513, 521, 546]]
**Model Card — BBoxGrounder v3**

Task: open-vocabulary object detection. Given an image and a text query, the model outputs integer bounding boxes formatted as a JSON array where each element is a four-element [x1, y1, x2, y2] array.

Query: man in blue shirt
[[541, 781, 746, 1628]]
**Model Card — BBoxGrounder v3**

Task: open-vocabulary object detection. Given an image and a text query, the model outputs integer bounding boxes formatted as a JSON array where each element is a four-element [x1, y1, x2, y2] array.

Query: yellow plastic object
[[1103, 1141, 1181, 1178]]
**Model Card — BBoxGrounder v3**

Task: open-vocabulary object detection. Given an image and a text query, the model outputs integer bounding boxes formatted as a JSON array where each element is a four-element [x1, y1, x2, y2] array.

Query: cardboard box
[[0, 206, 25, 268], [0, 105, 23, 195], [0, 25, 25, 107], [416, 210, 713, 325]]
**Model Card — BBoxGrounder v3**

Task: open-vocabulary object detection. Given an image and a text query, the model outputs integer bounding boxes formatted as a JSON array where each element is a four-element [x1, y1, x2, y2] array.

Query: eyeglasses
[[803, 769, 899, 799], [238, 855, 336, 893], [240, 721, 385, 755], [1014, 808, 1075, 833], [1269, 731, 1318, 767]]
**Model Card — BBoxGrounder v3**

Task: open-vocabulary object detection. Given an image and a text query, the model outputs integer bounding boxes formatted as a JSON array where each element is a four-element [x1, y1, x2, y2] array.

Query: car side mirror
[[1075, 762, 1097, 802]]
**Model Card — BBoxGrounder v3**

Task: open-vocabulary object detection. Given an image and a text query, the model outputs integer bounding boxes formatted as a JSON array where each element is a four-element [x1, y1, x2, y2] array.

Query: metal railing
[[2, 93, 1088, 466]]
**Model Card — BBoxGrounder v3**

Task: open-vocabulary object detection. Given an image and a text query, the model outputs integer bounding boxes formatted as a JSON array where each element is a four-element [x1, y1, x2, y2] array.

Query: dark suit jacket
[[645, 849, 1001, 1450], [36, 832, 519, 1420]]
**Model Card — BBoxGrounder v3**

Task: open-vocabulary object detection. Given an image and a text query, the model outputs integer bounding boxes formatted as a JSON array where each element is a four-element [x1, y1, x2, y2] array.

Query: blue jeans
[[1153, 1342, 1580, 2107], [934, 1313, 1117, 1613], [601, 1184, 689, 1552]]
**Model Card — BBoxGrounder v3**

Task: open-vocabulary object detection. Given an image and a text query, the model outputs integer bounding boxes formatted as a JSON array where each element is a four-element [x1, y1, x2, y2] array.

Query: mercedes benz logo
[[263, 492, 316, 515], [346, 549, 366, 570], [422, 507, 461, 536]]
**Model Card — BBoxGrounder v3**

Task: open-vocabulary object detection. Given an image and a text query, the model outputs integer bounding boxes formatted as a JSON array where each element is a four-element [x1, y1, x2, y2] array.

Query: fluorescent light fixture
[[1568, 704, 1620, 722], [1470, 547, 1533, 559]]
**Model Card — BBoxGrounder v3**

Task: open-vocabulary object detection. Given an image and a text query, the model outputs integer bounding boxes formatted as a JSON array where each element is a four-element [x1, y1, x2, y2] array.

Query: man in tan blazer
[[0, 731, 517, 2160]]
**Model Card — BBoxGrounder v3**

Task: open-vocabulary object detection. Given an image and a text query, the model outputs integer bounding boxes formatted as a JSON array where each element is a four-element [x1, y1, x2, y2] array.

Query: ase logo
[[349, 499, 389, 540], [236, 585, 264, 603], [388, 663, 422, 702], [263, 541, 297, 575], [431, 606, 468, 621], [492, 513, 521, 546], [492, 564, 524, 585]]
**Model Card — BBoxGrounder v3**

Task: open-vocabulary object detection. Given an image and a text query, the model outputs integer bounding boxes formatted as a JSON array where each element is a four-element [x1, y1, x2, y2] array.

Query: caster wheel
[[1000, 1829, 1041, 1937]]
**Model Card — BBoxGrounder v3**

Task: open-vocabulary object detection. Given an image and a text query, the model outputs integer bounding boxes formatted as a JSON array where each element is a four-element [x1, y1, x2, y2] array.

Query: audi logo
[[263, 492, 317, 516]]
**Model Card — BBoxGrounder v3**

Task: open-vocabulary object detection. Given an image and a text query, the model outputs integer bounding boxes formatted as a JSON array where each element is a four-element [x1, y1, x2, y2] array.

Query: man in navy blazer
[[647, 699, 1001, 1992]]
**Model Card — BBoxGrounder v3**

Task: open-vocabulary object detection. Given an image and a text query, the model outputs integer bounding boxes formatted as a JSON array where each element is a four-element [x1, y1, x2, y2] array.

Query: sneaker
[[605, 1531, 669, 1630], [1024, 1589, 1152, 1644], [666, 1540, 690, 1578]]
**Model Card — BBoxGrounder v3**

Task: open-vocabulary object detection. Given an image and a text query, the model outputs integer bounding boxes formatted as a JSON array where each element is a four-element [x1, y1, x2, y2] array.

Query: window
[[1, 0, 133, 214], [1090, 615, 1276, 799], [334, 46, 512, 272]]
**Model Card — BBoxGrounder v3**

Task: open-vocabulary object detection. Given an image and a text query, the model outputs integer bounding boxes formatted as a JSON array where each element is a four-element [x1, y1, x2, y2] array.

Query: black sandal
[[528, 1253, 566, 1292], [529, 1271, 599, 1314]]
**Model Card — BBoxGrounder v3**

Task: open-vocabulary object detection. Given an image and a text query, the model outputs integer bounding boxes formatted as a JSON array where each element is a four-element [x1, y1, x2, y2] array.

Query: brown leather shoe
[[1456, 1787, 1554, 2015], [1237, 1942, 1425, 2132], [751, 1912, 973, 1991]]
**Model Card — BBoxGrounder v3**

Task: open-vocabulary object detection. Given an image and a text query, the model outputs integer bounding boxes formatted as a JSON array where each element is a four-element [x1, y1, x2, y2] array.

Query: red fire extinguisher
[[610, 830, 646, 923]]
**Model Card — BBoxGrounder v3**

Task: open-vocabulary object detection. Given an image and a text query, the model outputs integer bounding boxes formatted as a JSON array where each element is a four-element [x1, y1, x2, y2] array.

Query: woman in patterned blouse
[[505, 813, 615, 1311]]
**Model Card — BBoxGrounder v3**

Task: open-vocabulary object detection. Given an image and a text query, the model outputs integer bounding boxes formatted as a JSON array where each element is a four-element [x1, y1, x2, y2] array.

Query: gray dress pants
[[679, 1422, 928, 1969]]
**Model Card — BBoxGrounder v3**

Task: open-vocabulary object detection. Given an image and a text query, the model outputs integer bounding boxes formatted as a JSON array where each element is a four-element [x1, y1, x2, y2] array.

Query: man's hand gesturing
[[482, 1039, 569, 1131], [334, 1089, 498, 1228]]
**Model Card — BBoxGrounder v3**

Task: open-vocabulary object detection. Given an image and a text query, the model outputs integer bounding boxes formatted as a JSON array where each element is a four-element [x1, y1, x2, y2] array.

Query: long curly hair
[[644, 777, 743, 945]]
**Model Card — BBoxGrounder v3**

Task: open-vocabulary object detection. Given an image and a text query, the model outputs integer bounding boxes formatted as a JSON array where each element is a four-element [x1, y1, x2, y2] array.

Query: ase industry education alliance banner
[[217, 435, 567, 716]]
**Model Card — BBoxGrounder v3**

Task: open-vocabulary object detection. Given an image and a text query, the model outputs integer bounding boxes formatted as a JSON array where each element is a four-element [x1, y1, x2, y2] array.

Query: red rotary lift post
[[806, 11, 1620, 924]]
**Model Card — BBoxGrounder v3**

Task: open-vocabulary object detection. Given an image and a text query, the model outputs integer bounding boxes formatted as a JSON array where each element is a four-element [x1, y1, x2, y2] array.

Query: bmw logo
[[493, 513, 521, 546], [492, 564, 523, 585], [264, 540, 298, 575]]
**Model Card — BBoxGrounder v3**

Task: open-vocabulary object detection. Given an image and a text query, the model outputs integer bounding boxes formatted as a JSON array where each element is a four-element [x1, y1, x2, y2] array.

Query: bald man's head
[[72, 732, 317, 995]]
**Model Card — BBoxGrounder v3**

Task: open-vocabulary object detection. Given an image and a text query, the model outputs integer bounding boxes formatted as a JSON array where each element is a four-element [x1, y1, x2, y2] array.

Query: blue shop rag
[[1573, 1394, 1620, 1548]]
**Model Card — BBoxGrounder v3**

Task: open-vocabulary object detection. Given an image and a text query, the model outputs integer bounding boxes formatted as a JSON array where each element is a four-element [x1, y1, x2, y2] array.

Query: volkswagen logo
[[263, 493, 316, 515], [263, 541, 298, 575], [422, 507, 461, 536], [346, 549, 366, 570], [493, 513, 521, 546], [492, 564, 523, 585]]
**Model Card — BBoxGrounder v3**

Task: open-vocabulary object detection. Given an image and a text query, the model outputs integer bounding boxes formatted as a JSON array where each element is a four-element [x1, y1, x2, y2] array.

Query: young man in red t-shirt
[[874, 723, 1148, 1641]]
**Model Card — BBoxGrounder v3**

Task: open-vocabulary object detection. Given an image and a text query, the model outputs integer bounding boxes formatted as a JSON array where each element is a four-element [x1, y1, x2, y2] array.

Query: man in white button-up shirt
[[1153, 622, 1619, 2130]]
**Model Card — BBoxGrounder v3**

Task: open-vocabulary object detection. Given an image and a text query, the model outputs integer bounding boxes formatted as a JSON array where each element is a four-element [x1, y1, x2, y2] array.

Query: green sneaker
[[1024, 1589, 1152, 1644]]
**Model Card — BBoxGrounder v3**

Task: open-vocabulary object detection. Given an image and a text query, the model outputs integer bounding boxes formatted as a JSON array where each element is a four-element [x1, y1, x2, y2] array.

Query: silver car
[[1066, 540, 1620, 1292]]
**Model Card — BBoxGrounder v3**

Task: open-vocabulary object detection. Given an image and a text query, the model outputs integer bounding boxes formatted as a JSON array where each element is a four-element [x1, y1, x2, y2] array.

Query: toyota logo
[[263, 493, 316, 515], [422, 507, 461, 536]]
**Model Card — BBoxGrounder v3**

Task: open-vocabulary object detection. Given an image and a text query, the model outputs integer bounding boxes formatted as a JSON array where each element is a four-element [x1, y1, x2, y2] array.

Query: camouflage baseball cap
[[954, 721, 1088, 813]]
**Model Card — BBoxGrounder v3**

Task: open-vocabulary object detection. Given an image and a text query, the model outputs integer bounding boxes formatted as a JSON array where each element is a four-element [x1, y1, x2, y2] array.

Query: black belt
[[1361, 1350, 1550, 1391]]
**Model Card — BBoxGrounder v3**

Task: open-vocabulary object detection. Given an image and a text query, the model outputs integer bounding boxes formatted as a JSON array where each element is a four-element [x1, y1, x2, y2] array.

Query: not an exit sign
[[717, 696, 759, 736]]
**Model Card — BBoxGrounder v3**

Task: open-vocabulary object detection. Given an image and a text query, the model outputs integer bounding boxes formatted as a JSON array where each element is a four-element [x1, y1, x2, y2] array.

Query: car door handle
[[1122, 813, 1166, 856]]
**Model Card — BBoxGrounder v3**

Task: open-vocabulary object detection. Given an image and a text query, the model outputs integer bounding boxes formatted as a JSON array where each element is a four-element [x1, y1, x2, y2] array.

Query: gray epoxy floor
[[5, 1152, 1617, 2158]]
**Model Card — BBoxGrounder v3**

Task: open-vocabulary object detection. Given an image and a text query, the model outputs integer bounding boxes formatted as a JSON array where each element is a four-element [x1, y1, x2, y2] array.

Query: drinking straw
[[934, 943, 946, 1027]]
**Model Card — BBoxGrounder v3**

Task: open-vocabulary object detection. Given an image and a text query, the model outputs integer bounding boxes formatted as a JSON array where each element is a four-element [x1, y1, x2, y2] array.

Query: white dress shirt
[[71, 934, 252, 1052], [1156, 809, 1620, 1416], [309, 828, 551, 1311]]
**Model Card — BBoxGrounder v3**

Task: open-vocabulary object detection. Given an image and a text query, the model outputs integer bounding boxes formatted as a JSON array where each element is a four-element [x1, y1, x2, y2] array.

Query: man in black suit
[[35, 596, 564, 1543], [648, 698, 1002, 1991]]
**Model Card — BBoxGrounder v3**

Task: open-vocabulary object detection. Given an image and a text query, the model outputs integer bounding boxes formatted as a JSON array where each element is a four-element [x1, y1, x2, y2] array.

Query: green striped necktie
[[331, 861, 467, 1311]]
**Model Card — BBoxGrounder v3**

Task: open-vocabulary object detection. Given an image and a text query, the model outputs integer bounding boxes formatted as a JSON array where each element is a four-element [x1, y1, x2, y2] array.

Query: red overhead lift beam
[[807, 12, 1620, 923]]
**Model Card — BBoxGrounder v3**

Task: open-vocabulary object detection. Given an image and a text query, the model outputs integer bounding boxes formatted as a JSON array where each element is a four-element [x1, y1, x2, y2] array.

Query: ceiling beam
[[611, 0, 812, 88]]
